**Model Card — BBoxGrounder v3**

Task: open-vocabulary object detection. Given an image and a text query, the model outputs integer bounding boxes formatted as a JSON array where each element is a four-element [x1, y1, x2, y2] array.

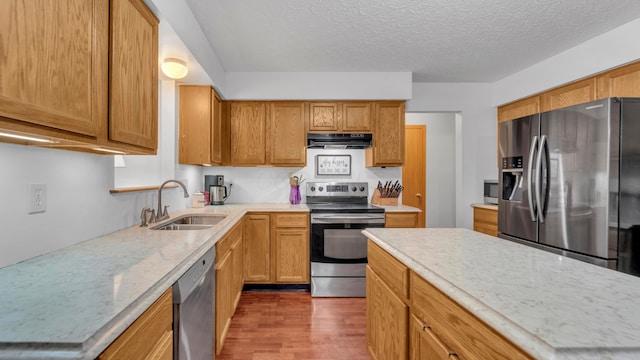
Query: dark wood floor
[[217, 291, 370, 360]]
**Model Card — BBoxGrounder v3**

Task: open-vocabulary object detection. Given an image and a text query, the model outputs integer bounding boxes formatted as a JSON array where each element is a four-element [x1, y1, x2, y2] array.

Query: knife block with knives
[[371, 180, 403, 206]]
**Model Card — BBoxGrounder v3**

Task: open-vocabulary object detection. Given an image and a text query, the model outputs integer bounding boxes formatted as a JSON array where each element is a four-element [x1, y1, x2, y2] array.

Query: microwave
[[484, 180, 498, 205]]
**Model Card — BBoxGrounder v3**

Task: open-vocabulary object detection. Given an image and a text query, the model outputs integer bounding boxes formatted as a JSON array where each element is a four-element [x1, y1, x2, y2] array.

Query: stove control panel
[[306, 182, 369, 197]]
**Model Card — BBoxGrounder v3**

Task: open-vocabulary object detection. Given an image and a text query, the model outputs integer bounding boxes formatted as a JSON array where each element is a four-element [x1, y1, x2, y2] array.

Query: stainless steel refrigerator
[[498, 97, 640, 276]]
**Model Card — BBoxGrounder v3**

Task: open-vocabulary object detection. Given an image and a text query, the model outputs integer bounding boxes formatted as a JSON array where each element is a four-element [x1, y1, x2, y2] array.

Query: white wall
[[201, 149, 401, 203], [224, 72, 412, 100], [493, 17, 640, 105], [0, 142, 192, 268], [406, 83, 497, 230], [405, 113, 456, 228]]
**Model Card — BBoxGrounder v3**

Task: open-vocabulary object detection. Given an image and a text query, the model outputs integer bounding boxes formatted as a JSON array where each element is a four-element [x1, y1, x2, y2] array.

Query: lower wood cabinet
[[385, 212, 419, 228], [215, 220, 243, 355], [366, 265, 408, 360], [472, 206, 498, 237], [243, 212, 310, 284], [410, 314, 452, 360], [98, 288, 172, 360], [273, 213, 309, 283], [367, 239, 532, 360]]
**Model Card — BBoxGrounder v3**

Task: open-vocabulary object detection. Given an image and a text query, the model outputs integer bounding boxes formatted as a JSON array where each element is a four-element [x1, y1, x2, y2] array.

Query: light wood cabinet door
[[179, 85, 212, 165], [274, 228, 309, 283], [410, 314, 451, 360], [109, 0, 158, 150], [215, 249, 232, 355], [0, 0, 107, 137], [366, 265, 408, 360], [231, 235, 244, 310], [473, 207, 498, 237], [497, 96, 540, 123], [230, 102, 268, 165], [366, 101, 405, 167], [342, 102, 372, 132], [269, 102, 306, 166], [596, 61, 640, 98], [243, 214, 272, 282], [178, 86, 223, 166], [540, 77, 597, 112], [211, 90, 223, 164], [308, 102, 339, 132], [386, 212, 419, 228], [99, 288, 172, 360]]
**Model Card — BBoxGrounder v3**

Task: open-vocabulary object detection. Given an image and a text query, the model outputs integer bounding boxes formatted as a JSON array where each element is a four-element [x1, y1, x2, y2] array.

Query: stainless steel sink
[[151, 214, 227, 230]]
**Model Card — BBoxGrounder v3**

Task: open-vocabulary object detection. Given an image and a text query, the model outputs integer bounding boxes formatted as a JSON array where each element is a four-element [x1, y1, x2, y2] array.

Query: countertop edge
[[363, 229, 556, 360], [0, 204, 309, 359]]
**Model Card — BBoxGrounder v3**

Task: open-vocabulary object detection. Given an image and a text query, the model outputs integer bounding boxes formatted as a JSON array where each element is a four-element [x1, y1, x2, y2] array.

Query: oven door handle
[[311, 214, 385, 224]]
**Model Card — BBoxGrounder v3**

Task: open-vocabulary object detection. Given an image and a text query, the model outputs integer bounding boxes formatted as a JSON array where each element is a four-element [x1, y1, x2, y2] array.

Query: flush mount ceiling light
[[161, 58, 188, 79]]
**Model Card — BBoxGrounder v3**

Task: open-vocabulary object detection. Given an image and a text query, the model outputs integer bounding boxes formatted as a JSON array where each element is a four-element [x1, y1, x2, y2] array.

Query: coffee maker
[[205, 175, 229, 205]]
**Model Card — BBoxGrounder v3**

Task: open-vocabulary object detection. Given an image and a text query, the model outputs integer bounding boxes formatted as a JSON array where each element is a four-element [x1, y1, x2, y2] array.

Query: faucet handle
[[162, 205, 170, 218], [140, 207, 152, 227]]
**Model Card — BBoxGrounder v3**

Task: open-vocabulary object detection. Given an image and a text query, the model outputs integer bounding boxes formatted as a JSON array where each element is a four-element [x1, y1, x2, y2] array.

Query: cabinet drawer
[[273, 212, 308, 228], [385, 212, 418, 228], [99, 288, 172, 359], [216, 220, 243, 260], [474, 223, 498, 237], [367, 240, 409, 301], [473, 207, 497, 225], [410, 272, 531, 360]]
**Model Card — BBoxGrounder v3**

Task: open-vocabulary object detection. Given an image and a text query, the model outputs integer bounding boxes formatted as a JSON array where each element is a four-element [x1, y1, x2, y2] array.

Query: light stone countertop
[[363, 228, 640, 360], [470, 203, 498, 210], [374, 204, 421, 212], [0, 203, 308, 360]]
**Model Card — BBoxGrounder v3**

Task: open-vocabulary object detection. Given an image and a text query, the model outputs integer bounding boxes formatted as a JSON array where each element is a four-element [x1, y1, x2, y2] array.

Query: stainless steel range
[[306, 181, 385, 297]]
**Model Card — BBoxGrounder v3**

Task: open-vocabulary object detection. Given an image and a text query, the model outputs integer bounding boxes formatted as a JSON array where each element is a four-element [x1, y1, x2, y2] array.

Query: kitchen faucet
[[153, 179, 190, 223]]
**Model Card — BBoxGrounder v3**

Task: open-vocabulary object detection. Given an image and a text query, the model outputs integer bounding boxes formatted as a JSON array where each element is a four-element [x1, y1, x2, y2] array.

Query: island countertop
[[0, 204, 308, 360], [363, 228, 640, 360]]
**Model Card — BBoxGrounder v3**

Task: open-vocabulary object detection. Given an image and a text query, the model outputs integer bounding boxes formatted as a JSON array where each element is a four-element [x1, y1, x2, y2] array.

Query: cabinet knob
[[416, 193, 422, 198]]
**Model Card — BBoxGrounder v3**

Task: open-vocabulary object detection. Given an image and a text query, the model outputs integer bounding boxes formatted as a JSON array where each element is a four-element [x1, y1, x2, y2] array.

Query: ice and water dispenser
[[501, 156, 524, 202]]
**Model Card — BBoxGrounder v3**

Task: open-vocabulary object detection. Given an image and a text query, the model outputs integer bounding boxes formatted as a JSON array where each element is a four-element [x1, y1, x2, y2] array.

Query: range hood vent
[[307, 133, 372, 149]]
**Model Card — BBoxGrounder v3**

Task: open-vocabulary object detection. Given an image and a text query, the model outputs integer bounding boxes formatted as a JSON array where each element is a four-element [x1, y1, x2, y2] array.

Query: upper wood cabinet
[[108, 0, 158, 151], [596, 61, 640, 99], [0, 0, 158, 154], [497, 96, 540, 123], [228, 101, 306, 167], [269, 102, 306, 166], [342, 102, 373, 132], [366, 101, 405, 167], [0, 0, 105, 137], [308, 101, 373, 133], [179, 85, 223, 165], [540, 77, 596, 112], [308, 103, 340, 132], [230, 102, 268, 166]]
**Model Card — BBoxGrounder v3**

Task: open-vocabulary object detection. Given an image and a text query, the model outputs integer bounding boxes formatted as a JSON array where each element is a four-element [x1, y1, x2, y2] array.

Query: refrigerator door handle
[[535, 135, 548, 223], [527, 135, 538, 222]]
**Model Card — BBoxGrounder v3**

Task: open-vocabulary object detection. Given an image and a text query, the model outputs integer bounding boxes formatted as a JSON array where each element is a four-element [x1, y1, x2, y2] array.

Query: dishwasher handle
[[173, 246, 216, 303]]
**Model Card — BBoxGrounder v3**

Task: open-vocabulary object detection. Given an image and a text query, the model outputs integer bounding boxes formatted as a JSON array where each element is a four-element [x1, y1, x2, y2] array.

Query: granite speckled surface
[[0, 204, 308, 360], [470, 202, 498, 210], [363, 228, 640, 360]]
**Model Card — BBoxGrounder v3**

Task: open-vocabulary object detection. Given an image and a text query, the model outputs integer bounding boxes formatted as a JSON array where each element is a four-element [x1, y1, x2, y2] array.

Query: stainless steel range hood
[[307, 133, 372, 149]]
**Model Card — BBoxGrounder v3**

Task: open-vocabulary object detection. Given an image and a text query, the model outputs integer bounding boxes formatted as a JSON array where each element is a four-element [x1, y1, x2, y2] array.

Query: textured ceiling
[[184, 0, 640, 82]]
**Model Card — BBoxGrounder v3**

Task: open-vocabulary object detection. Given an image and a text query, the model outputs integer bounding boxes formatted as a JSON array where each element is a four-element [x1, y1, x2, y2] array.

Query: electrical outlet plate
[[29, 183, 47, 214]]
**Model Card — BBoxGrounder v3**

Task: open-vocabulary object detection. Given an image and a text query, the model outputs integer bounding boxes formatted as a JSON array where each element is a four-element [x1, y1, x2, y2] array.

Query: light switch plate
[[29, 183, 47, 214]]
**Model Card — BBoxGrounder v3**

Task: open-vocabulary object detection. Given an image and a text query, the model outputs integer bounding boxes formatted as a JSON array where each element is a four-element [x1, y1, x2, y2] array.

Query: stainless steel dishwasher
[[173, 246, 216, 360]]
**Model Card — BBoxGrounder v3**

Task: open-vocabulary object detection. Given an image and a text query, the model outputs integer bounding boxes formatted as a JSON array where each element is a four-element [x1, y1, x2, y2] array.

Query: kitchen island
[[363, 228, 640, 359], [0, 204, 308, 359]]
